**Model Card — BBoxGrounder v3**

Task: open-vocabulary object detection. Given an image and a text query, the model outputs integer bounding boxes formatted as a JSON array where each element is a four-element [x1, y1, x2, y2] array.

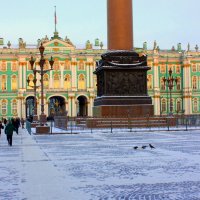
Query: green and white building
[[0, 32, 200, 118]]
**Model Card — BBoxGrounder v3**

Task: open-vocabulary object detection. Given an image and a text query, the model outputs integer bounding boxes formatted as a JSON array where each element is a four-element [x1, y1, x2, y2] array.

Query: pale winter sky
[[0, 0, 199, 49]]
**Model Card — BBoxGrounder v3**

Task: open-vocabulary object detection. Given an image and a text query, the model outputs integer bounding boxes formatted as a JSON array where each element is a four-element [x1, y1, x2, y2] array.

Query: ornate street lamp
[[27, 56, 40, 122], [163, 68, 178, 116], [28, 43, 54, 126]]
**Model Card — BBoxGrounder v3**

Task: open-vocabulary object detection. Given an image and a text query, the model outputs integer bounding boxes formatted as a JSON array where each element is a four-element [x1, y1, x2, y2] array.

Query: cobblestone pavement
[[0, 129, 200, 199]]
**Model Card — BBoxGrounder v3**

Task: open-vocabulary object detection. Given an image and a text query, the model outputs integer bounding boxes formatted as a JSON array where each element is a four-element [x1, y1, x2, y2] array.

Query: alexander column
[[107, 0, 133, 50], [93, 0, 154, 117]]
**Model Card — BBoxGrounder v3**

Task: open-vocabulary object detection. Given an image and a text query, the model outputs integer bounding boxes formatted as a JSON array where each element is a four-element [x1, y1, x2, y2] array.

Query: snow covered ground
[[0, 128, 200, 200]]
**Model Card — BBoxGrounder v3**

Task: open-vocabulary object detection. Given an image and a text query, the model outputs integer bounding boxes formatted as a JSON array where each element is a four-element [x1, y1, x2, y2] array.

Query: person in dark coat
[[0, 121, 4, 137], [5, 120, 16, 146], [12, 118, 19, 134], [3, 118, 7, 126], [21, 118, 25, 129]]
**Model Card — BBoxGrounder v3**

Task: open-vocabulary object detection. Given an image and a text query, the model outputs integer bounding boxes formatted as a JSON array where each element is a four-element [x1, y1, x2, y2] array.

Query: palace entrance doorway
[[26, 96, 34, 118], [77, 96, 88, 117], [48, 96, 66, 118]]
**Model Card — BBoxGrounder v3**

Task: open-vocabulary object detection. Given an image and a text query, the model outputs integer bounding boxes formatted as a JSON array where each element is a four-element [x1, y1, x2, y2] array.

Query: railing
[[32, 115, 200, 134]]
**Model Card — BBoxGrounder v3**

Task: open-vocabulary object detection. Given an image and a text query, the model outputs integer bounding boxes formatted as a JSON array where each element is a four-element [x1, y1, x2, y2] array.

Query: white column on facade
[[71, 58, 77, 91], [72, 97, 77, 117], [86, 62, 90, 88], [88, 97, 94, 116], [19, 63, 23, 88], [90, 62, 94, 89], [68, 97, 72, 117], [65, 101, 69, 116], [153, 54, 160, 115], [23, 63, 27, 89], [60, 64, 64, 88], [50, 71, 53, 88], [183, 58, 192, 115]]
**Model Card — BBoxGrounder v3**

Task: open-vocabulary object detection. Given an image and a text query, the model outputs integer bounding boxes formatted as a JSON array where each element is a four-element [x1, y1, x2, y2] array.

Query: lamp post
[[27, 57, 40, 122], [163, 68, 178, 116], [28, 43, 54, 125]]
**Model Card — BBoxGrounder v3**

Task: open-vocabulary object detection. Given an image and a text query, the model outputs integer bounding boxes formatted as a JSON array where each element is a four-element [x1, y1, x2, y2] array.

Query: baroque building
[[0, 33, 200, 118]]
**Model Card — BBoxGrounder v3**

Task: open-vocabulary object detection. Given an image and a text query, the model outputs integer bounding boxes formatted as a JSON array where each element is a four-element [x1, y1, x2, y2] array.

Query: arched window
[[161, 99, 167, 112], [147, 75, 153, 89], [11, 75, 18, 91], [176, 99, 182, 113], [176, 65, 181, 74], [161, 77, 166, 90], [176, 77, 181, 90], [64, 60, 71, 70], [44, 74, 49, 89], [192, 76, 197, 90], [78, 74, 86, 90], [64, 74, 71, 89], [53, 73, 60, 88], [160, 65, 166, 74], [27, 74, 34, 89], [12, 62, 18, 71], [192, 64, 197, 72], [1, 61, 7, 71], [1, 75, 7, 91], [53, 59, 59, 70], [1, 99, 7, 115], [44, 60, 49, 70], [12, 99, 18, 115], [193, 98, 198, 112], [78, 61, 85, 70]]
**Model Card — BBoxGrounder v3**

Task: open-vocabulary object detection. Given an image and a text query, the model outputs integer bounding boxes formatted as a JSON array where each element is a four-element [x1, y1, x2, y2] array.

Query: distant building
[[0, 33, 199, 118]]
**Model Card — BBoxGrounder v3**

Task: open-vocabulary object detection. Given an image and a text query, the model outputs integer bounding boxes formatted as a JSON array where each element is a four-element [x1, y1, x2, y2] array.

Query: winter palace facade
[[0, 33, 200, 119]]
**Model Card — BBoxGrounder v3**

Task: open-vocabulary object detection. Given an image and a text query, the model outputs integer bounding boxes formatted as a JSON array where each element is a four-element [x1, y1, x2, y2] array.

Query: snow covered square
[[0, 128, 200, 200]]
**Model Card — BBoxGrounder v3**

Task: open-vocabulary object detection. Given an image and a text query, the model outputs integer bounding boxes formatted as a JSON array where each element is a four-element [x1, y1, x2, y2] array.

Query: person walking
[[5, 120, 16, 146], [21, 118, 25, 129], [12, 118, 19, 135], [0, 120, 4, 137]]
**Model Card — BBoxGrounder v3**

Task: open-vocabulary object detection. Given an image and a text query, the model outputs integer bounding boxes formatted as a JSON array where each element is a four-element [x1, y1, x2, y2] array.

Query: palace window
[[53, 73, 60, 88], [160, 65, 166, 74], [1, 99, 7, 115], [1, 75, 7, 91], [161, 99, 167, 112], [12, 62, 18, 71], [12, 99, 18, 115], [176, 77, 181, 90], [44, 60, 49, 70], [192, 64, 197, 72], [64, 74, 71, 89], [44, 74, 49, 89], [176, 99, 182, 113], [78, 74, 86, 90], [78, 61, 85, 70], [27, 74, 34, 89], [1, 61, 7, 71], [11, 75, 18, 91], [64, 60, 71, 70], [53, 59, 59, 70], [193, 98, 198, 112], [176, 65, 181, 74], [147, 75, 153, 89], [192, 76, 197, 90]]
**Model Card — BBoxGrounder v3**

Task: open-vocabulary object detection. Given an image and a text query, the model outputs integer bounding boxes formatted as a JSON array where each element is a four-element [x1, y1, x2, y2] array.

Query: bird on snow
[[141, 145, 147, 149], [149, 144, 155, 149], [133, 146, 138, 150]]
